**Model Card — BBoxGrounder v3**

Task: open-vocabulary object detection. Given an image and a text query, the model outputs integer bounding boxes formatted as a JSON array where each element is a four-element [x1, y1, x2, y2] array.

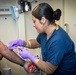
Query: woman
[[8, 3, 76, 75]]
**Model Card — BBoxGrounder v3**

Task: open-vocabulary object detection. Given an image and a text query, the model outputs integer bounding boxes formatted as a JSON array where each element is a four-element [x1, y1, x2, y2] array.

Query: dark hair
[[32, 3, 61, 24]]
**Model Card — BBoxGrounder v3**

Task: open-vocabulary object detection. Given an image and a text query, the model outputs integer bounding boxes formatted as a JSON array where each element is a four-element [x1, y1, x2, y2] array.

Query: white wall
[[64, 0, 76, 51]]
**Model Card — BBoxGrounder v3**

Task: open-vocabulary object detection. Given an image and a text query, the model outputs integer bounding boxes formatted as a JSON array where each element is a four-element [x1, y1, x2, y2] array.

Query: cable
[[31, 0, 38, 3]]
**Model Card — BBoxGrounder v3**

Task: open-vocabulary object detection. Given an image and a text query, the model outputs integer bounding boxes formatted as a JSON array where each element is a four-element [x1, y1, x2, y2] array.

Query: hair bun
[[53, 9, 61, 20]]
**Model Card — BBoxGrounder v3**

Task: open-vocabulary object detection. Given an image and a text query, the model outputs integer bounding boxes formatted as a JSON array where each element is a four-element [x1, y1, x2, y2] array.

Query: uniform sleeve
[[47, 39, 66, 66]]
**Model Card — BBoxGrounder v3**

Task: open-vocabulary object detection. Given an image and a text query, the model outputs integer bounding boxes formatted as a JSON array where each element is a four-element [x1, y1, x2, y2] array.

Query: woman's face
[[32, 15, 45, 33]]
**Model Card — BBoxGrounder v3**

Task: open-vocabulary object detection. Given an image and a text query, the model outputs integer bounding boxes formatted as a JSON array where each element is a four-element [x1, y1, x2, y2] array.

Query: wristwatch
[[20, 60, 26, 67]]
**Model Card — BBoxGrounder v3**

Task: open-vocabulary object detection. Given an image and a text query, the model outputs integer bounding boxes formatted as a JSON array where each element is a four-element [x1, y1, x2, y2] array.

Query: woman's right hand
[[19, 48, 36, 62]]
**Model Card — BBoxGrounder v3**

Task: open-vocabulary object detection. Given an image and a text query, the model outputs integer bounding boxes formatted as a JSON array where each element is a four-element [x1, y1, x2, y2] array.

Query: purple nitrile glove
[[19, 48, 36, 62], [8, 39, 24, 50]]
